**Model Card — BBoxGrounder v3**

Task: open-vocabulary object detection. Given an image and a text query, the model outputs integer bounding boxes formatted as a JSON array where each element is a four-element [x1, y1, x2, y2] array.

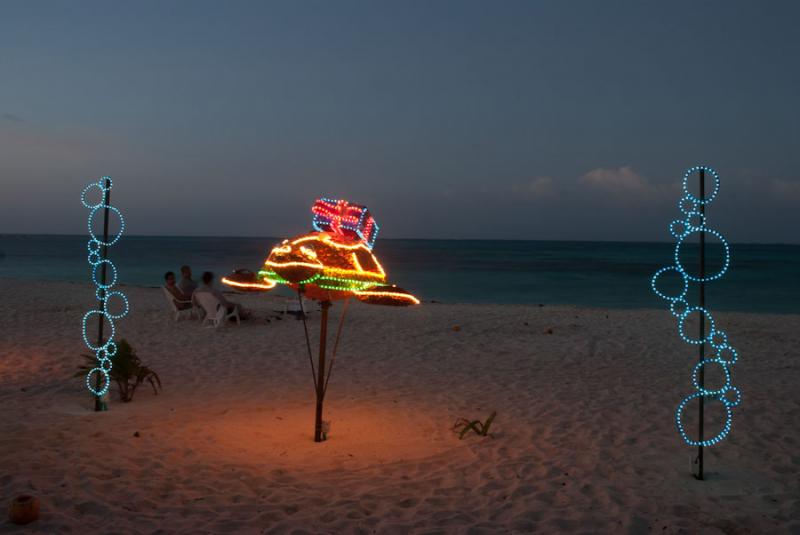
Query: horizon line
[[1, 232, 798, 247]]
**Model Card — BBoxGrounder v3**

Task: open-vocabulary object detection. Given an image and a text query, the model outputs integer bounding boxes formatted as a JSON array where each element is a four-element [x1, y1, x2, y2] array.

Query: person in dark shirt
[[178, 265, 198, 297], [164, 271, 191, 309]]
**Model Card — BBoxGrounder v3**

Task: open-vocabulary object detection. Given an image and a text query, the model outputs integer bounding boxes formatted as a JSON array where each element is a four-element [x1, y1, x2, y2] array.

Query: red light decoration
[[312, 198, 379, 250]]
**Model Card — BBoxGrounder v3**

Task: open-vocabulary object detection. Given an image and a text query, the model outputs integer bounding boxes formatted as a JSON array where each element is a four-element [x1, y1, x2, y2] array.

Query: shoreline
[[1, 276, 797, 317], [4, 232, 800, 246]]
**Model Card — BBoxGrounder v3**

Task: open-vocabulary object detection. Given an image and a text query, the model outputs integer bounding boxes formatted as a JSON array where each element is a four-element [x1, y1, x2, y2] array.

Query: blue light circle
[[682, 166, 720, 205], [669, 220, 688, 239], [685, 210, 706, 230], [710, 330, 728, 349], [678, 306, 715, 345], [104, 291, 129, 320], [92, 260, 117, 289], [670, 298, 688, 318], [86, 368, 110, 397], [674, 228, 730, 282], [81, 182, 106, 209], [721, 386, 741, 408], [715, 344, 739, 365], [691, 358, 731, 396], [675, 392, 732, 447], [678, 195, 698, 216], [82, 310, 115, 352], [87, 204, 125, 246], [651, 266, 688, 302]]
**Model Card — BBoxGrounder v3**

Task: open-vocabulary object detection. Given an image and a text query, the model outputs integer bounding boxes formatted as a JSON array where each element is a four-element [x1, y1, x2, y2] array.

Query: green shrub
[[453, 411, 496, 439], [75, 339, 162, 402]]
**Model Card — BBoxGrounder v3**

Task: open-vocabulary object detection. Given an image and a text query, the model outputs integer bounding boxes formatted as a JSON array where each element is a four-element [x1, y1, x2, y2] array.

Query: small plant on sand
[[76, 339, 162, 402], [453, 411, 496, 439]]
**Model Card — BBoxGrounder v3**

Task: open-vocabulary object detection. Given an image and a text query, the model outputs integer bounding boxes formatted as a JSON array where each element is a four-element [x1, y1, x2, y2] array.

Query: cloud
[[0, 128, 99, 164], [528, 176, 556, 197], [578, 165, 662, 201], [769, 178, 800, 201], [2, 113, 24, 123]]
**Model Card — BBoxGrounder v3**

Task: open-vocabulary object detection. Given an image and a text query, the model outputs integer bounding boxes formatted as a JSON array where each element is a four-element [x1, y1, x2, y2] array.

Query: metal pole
[[95, 178, 111, 412], [314, 300, 331, 442], [696, 168, 706, 479]]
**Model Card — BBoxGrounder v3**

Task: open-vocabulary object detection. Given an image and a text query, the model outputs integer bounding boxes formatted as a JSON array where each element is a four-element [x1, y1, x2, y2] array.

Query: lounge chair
[[162, 286, 197, 321], [194, 292, 240, 328], [284, 296, 315, 319]]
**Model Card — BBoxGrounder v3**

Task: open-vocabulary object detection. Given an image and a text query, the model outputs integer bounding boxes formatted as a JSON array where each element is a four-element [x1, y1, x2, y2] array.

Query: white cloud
[[578, 165, 662, 201]]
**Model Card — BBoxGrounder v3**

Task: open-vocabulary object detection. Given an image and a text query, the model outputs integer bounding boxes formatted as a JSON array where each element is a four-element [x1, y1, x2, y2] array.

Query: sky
[[1, 1, 799, 242]]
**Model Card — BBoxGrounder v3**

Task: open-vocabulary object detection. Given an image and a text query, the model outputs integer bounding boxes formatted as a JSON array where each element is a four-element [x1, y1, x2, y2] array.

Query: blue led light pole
[[651, 166, 741, 481], [95, 179, 112, 411], [81, 177, 128, 411], [696, 168, 706, 479]]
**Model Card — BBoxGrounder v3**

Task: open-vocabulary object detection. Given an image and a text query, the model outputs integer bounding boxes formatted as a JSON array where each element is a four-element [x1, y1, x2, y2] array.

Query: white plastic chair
[[162, 286, 197, 321], [286, 296, 305, 314], [195, 291, 240, 328]]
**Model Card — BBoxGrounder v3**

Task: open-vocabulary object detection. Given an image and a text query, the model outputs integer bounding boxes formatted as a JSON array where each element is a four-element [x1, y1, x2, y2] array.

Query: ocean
[[0, 234, 797, 314]]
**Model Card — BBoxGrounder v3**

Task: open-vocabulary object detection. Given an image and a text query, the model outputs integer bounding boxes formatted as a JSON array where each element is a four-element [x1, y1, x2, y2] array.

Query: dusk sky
[[1, 1, 799, 242]]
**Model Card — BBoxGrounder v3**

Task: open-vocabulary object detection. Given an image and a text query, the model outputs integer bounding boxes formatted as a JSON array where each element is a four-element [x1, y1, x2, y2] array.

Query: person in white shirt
[[193, 271, 249, 319]]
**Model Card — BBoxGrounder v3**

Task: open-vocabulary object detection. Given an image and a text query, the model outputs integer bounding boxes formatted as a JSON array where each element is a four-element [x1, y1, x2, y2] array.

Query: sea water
[[0, 234, 797, 314]]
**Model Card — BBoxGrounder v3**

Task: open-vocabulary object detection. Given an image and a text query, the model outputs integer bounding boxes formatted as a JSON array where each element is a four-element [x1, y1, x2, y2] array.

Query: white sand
[[0, 278, 798, 534]]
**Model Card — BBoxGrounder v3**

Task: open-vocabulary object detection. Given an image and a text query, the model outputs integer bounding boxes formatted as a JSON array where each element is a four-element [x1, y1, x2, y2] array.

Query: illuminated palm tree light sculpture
[[224, 198, 419, 441]]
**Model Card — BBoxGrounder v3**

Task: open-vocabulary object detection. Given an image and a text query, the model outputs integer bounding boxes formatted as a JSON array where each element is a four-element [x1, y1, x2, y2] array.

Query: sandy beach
[[1, 278, 798, 534]]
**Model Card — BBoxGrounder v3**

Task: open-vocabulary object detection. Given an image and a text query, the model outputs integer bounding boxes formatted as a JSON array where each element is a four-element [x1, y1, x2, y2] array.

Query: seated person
[[178, 265, 198, 297], [193, 271, 249, 319], [164, 271, 192, 309]]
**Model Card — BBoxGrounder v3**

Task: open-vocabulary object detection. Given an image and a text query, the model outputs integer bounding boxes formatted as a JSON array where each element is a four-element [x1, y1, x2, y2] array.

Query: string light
[[224, 198, 418, 306], [651, 166, 741, 447], [220, 277, 277, 290], [678, 196, 699, 215], [715, 345, 739, 365], [354, 287, 421, 306], [691, 358, 731, 396], [675, 393, 732, 447], [670, 298, 688, 318], [674, 228, 730, 282], [710, 330, 728, 349], [650, 266, 688, 302], [682, 166, 720, 205], [677, 306, 715, 345], [685, 210, 706, 230], [669, 219, 688, 239], [81, 176, 129, 397], [312, 198, 380, 250]]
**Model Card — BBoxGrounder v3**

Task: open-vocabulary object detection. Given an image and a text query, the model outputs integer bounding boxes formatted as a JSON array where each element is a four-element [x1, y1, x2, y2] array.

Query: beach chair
[[162, 286, 197, 321], [285, 296, 311, 319], [194, 292, 240, 328]]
